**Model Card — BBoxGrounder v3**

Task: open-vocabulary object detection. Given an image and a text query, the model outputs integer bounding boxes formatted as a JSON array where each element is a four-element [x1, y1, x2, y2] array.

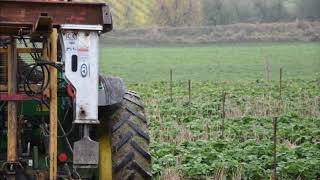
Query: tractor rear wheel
[[109, 91, 152, 180]]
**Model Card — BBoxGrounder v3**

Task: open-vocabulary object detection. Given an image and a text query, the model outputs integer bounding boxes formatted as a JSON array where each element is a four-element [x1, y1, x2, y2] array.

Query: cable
[[20, 60, 63, 97], [18, 36, 63, 99], [57, 107, 75, 138], [72, 169, 82, 180], [23, 63, 48, 97], [18, 36, 40, 61], [38, 102, 75, 140], [32, 42, 41, 60], [0, 101, 6, 111]]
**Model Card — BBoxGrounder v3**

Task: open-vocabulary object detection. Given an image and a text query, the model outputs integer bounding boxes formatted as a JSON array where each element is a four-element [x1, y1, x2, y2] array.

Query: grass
[[100, 42, 320, 83]]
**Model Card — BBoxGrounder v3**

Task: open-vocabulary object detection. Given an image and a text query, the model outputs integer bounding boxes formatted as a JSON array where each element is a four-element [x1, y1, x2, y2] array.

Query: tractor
[[0, 0, 151, 179]]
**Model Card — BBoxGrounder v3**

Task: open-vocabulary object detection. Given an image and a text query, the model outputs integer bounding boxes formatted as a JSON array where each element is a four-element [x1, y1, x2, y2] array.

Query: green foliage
[[128, 79, 320, 179]]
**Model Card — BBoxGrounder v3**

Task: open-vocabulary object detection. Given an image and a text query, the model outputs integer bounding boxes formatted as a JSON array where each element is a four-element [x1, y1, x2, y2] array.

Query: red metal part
[[0, 93, 42, 101], [66, 84, 75, 99], [0, 0, 112, 35]]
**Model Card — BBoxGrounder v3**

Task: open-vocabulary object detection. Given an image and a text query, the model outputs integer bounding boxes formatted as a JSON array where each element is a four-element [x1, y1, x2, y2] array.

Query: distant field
[[99, 42, 320, 83]]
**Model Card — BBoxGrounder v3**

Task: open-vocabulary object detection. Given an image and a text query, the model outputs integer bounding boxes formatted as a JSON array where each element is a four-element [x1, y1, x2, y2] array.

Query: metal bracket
[[0, 0, 113, 35]]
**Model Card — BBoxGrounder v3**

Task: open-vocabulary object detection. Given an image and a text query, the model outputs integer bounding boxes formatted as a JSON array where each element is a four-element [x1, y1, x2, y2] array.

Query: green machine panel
[[21, 101, 50, 116]]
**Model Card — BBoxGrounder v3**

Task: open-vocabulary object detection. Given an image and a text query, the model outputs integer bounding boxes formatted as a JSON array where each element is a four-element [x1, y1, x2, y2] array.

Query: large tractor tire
[[109, 91, 152, 180]]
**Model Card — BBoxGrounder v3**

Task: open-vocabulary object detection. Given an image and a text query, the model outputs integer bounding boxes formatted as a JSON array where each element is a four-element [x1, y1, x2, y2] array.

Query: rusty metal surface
[[0, 0, 105, 5], [0, 0, 112, 35], [0, 52, 7, 86]]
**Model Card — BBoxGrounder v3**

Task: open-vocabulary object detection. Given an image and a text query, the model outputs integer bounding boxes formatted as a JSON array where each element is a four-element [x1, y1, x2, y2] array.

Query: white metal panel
[[61, 30, 99, 124]]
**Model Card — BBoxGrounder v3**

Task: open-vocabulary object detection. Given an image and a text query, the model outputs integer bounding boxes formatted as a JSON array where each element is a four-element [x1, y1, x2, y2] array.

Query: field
[[100, 42, 320, 83], [100, 42, 320, 179], [130, 80, 320, 179]]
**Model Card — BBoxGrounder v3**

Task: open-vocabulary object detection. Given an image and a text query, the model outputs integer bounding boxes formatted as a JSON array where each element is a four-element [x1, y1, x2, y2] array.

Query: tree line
[[105, 0, 320, 28]]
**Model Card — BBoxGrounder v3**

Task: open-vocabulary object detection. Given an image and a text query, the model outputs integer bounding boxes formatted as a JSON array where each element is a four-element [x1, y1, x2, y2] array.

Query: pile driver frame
[[0, 1, 112, 179]]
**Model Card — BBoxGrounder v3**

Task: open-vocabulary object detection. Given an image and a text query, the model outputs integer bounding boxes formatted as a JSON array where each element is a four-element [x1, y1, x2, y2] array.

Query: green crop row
[[129, 78, 320, 179]]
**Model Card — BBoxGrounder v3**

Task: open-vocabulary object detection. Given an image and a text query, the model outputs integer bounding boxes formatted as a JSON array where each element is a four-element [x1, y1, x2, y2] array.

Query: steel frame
[[0, 0, 112, 179], [0, 31, 58, 180], [0, 0, 112, 35]]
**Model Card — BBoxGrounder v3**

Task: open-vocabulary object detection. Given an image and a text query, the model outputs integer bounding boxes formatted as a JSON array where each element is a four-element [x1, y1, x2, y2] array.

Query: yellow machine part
[[98, 121, 113, 180]]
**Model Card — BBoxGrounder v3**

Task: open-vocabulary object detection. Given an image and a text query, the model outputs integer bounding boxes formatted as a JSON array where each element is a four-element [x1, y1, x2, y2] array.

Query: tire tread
[[109, 92, 151, 180]]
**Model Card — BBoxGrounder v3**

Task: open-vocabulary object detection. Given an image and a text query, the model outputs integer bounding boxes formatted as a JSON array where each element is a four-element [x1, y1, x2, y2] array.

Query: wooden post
[[221, 91, 226, 139], [7, 38, 18, 180], [272, 117, 278, 180], [188, 80, 191, 106], [279, 68, 283, 98], [49, 28, 58, 180], [170, 69, 173, 102], [264, 60, 270, 81], [278, 68, 283, 114]]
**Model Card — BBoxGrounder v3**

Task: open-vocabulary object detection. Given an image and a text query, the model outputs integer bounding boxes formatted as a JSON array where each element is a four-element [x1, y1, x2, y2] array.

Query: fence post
[[279, 68, 283, 98], [272, 117, 278, 180], [170, 69, 173, 102], [188, 80, 191, 106], [221, 91, 226, 140], [264, 59, 270, 81]]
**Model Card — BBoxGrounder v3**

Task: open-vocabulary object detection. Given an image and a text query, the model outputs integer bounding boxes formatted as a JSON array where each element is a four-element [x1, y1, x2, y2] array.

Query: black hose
[[18, 36, 40, 61], [21, 60, 62, 97], [0, 102, 6, 111], [57, 107, 75, 138]]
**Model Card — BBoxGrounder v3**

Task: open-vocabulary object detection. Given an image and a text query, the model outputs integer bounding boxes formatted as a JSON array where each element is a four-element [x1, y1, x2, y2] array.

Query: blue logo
[[80, 64, 88, 77]]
